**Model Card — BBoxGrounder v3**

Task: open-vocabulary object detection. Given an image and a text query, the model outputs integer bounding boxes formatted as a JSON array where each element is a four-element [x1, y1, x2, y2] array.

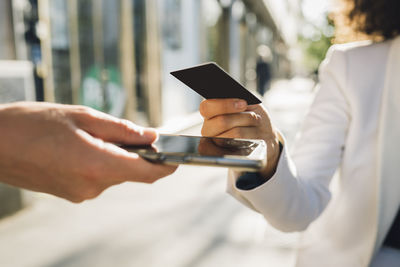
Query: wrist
[[260, 137, 283, 180]]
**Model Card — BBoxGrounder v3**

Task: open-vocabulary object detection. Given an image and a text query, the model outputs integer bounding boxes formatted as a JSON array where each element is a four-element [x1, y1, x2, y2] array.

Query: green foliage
[[298, 15, 334, 73]]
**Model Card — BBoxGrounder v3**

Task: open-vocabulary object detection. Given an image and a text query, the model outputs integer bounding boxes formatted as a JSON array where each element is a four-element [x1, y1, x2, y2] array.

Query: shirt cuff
[[236, 141, 283, 190]]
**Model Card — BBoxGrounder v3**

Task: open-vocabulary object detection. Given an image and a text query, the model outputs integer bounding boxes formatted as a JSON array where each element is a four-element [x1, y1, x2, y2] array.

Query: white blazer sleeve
[[227, 45, 351, 232]]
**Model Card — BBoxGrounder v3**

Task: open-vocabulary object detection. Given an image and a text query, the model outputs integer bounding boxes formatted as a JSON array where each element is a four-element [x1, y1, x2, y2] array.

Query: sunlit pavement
[[0, 77, 316, 267]]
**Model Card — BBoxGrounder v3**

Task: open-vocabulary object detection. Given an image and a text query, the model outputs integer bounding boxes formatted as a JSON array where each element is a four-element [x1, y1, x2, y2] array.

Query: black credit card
[[170, 62, 262, 105]]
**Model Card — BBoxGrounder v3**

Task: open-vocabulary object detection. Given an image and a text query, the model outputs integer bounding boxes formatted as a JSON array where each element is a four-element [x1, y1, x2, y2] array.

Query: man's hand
[[199, 98, 281, 179], [0, 102, 177, 202]]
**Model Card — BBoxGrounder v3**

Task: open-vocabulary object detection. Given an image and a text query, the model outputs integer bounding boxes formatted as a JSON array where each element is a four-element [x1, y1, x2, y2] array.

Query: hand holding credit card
[[170, 62, 262, 104]]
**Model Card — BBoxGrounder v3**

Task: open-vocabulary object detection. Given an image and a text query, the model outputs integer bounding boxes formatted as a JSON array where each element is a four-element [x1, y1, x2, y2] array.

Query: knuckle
[[118, 119, 136, 140], [199, 101, 209, 117], [68, 190, 87, 203], [249, 112, 262, 125], [217, 115, 230, 129], [201, 120, 214, 136], [71, 184, 101, 202], [77, 105, 93, 116], [70, 105, 96, 123], [69, 196, 84, 203], [83, 185, 102, 199]]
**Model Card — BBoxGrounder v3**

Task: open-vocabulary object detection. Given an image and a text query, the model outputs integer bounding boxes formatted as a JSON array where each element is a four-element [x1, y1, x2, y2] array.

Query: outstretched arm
[[0, 102, 177, 202]]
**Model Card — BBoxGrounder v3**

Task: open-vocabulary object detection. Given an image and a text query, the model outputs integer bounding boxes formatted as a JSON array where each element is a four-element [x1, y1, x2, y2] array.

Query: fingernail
[[142, 128, 158, 141], [235, 100, 247, 109]]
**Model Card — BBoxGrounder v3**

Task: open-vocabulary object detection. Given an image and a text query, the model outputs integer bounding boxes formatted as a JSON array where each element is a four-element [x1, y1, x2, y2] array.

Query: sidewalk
[[0, 77, 316, 267]]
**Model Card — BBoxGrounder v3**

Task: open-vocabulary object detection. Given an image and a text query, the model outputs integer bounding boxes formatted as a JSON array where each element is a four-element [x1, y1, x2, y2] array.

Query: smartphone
[[121, 134, 266, 172], [170, 62, 262, 105]]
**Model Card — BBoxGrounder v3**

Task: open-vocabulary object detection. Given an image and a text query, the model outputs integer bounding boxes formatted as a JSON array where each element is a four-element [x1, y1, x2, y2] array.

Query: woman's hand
[[199, 98, 281, 179], [0, 102, 177, 203]]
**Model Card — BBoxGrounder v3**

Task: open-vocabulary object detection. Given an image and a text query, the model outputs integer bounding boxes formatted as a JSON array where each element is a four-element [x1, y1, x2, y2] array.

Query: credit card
[[170, 62, 262, 105]]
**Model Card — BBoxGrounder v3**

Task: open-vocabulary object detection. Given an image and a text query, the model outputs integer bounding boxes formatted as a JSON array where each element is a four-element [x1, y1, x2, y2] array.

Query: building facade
[[30, 0, 294, 126]]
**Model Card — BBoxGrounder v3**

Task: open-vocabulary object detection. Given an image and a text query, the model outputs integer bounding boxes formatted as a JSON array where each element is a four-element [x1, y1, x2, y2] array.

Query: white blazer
[[227, 36, 400, 267]]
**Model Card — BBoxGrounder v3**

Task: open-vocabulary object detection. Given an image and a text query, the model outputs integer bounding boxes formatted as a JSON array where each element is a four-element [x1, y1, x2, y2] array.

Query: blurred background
[[0, 0, 335, 266]]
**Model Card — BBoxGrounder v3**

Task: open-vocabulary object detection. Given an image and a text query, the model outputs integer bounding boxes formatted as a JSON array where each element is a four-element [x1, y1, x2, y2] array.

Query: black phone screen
[[127, 135, 261, 157]]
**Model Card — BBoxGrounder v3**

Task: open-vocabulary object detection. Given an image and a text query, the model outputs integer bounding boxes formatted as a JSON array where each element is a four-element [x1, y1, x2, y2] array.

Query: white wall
[[158, 0, 203, 125]]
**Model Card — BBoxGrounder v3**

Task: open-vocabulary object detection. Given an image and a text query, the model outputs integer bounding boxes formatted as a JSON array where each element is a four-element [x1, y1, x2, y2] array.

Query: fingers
[[75, 129, 177, 185], [111, 155, 177, 184], [107, 154, 178, 184], [202, 111, 262, 136], [69, 106, 176, 186], [199, 99, 247, 119], [70, 106, 157, 145]]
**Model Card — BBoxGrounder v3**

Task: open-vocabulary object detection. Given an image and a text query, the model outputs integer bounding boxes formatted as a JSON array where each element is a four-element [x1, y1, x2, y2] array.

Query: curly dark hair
[[345, 0, 400, 40]]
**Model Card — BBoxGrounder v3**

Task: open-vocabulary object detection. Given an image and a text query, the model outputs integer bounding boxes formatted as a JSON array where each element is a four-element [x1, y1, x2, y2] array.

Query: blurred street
[[0, 77, 316, 267]]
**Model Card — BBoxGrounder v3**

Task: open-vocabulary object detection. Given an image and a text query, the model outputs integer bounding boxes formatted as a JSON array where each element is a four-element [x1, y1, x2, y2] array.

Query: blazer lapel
[[375, 36, 400, 252]]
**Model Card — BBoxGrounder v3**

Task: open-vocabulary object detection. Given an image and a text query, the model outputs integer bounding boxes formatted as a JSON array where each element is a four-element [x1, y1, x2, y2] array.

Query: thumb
[[72, 108, 158, 145]]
